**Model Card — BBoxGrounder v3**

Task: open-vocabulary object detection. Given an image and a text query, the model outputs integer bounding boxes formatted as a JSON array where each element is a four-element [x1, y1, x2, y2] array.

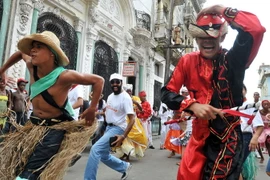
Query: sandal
[[168, 151, 175, 158]]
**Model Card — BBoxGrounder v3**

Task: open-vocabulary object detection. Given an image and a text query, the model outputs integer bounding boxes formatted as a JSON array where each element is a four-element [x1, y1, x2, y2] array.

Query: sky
[[203, 0, 269, 100], [133, 0, 152, 14]]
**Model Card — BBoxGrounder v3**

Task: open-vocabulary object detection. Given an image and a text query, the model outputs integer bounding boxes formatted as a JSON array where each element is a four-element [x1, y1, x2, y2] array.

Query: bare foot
[[176, 162, 180, 166]]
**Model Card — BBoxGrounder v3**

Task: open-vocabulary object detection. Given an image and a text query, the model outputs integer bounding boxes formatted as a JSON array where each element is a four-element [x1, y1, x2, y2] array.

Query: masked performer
[[161, 5, 265, 180]]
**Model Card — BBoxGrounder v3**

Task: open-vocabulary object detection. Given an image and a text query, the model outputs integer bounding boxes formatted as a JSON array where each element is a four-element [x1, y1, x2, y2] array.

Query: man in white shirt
[[84, 73, 135, 180], [240, 85, 264, 162]]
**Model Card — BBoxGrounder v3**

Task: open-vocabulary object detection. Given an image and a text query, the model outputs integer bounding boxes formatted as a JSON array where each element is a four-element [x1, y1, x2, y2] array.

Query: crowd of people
[[0, 3, 269, 180]]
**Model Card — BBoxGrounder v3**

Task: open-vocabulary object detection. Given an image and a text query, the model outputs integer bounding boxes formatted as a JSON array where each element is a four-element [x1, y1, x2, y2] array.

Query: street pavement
[[64, 136, 269, 180]]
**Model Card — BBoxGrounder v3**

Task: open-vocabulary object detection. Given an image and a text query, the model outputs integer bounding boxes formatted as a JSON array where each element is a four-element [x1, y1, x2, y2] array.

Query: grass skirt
[[0, 116, 97, 180]]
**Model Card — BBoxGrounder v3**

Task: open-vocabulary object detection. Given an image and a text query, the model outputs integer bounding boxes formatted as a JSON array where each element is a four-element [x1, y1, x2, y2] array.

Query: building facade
[[0, 0, 204, 108], [258, 63, 270, 100]]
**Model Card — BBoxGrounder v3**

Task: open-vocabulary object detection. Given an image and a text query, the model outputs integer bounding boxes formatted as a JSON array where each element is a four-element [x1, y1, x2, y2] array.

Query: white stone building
[[0, 0, 204, 108]]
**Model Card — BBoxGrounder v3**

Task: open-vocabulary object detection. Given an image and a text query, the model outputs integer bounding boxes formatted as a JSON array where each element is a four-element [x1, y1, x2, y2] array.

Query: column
[[25, 0, 41, 92], [139, 61, 144, 92], [82, 29, 98, 99], [74, 18, 84, 71], [0, 0, 11, 65], [83, 0, 99, 98]]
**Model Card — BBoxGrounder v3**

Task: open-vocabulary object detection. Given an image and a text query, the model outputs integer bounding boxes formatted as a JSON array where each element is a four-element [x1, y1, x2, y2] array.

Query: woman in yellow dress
[[114, 89, 148, 161]]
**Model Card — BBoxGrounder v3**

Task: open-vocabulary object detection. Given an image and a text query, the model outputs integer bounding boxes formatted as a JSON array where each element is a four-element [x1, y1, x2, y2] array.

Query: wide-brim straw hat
[[17, 31, 69, 66], [189, 14, 228, 38]]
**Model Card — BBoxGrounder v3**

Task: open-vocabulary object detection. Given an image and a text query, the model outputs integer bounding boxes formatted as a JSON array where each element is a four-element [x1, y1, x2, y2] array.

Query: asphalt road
[[64, 136, 269, 180]]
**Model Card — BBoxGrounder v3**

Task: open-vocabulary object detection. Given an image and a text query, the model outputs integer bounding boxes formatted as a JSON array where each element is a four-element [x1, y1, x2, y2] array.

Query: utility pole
[[164, 0, 175, 83]]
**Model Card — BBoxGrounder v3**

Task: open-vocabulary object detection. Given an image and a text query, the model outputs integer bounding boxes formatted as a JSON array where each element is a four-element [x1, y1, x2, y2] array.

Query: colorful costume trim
[[161, 9, 265, 180]]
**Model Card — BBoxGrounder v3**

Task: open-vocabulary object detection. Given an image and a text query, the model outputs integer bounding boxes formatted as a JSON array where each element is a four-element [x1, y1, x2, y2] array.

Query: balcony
[[130, 27, 157, 48], [135, 10, 151, 31]]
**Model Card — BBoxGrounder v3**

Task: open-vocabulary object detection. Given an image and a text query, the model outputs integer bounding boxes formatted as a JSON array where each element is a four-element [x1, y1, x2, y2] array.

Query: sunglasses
[[110, 79, 121, 84], [200, 24, 221, 31]]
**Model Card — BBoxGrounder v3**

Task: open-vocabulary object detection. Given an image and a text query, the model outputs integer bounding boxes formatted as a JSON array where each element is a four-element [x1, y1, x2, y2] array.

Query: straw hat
[[189, 14, 228, 38], [17, 31, 69, 66]]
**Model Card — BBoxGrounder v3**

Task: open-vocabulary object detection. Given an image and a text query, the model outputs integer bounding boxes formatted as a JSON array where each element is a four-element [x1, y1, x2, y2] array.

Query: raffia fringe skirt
[[0, 118, 97, 180]]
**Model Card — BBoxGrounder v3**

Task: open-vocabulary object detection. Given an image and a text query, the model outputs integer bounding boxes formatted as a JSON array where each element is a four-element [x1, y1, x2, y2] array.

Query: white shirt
[[68, 85, 83, 120], [240, 101, 264, 132], [159, 103, 170, 123], [186, 119, 193, 132], [89, 99, 107, 122], [105, 91, 134, 130]]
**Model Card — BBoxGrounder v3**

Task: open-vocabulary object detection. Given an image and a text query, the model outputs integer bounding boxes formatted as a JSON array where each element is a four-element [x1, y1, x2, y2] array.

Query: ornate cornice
[[85, 29, 98, 53], [74, 18, 84, 32], [32, 0, 44, 11], [88, 0, 100, 26]]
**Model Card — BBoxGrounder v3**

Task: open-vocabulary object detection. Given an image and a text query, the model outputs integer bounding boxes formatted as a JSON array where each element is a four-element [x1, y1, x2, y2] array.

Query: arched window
[[37, 12, 78, 70], [93, 40, 118, 100]]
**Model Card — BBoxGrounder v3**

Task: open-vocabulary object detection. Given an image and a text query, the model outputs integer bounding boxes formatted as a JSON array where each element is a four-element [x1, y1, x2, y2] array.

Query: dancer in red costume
[[160, 4, 265, 180]]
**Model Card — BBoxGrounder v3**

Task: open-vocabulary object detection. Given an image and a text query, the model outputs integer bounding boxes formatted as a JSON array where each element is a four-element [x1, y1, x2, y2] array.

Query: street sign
[[122, 62, 137, 77]]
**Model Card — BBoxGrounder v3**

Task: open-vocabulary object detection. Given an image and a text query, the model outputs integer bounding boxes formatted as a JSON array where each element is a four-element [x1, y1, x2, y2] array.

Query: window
[[154, 63, 160, 76]]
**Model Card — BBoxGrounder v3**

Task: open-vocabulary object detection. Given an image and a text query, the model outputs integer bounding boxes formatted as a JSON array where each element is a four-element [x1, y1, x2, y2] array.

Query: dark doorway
[[127, 57, 136, 95], [154, 80, 162, 110]]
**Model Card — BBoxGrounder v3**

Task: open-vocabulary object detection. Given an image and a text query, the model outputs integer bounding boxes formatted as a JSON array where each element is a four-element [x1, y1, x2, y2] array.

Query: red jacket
[[136, 101, 152, 120], [161, 8, 266, 180]]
